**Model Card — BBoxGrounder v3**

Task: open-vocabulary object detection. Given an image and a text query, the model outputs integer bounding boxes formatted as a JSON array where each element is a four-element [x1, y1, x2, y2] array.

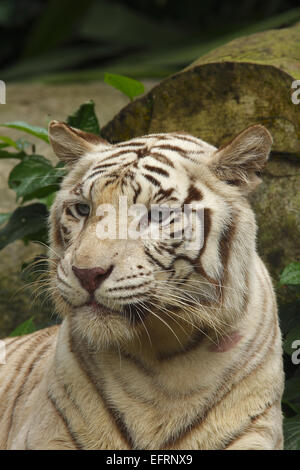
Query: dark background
[[1, 0, 300, 83]]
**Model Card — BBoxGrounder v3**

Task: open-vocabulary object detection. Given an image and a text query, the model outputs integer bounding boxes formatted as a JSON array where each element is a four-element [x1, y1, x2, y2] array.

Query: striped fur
[[0, 123, 284, 449]]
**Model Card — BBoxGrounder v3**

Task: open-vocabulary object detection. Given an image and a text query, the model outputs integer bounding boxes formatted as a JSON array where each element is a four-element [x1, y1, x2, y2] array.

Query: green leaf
[[0, 213, 11, 226], [0, 121, 49, 143], [0, 135, 18, 149], [284, 414, 300, 450], [0, 149, 26, 160], [104, 73, 144, 101], [66, 100, 100, 134], [283, 378, 300, 412], [8, 155, 63, 201], [284, 324, 300, 355], [0, 203, 48, 250], [39, 192, 57, 210], [9, 317, 36, 337], [279, 300, 300, 336], [280, 263, 300, 286]]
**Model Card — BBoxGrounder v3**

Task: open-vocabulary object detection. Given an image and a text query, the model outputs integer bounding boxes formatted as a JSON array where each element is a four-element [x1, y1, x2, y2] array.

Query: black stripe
[[0, 332, 54, 404], [47, 389, 83, 449], [143, 164, 169, 177], [117, 141, 145, 148], [144, 247, 168, 271], [155, 144, 187, 154], [70, 332, 133, 449], [155, 144, 197, 161], [92, 162, 118, 171], [153, 244, 163, 255], [107, 281, 151, 292], [223, 401, 275, 449], [99, 149, 131, 161], [3, 336, 26, 355], [7, 337, 53, 440], [184, 185, 203, 204], [103, 178, 117, 188], [150, 152, 175, 168], [172, 134, 204, 148], [89, 160, 134, 181], [143, 174, 162, 188], [86, 169, 106, 180], [154, 187, 176, 203], [221, 423, 251, 449], [88, 179, 96, 198], [133, 182, 142, 204]]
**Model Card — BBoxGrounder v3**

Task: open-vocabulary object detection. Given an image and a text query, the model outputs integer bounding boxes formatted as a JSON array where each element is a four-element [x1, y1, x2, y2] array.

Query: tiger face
[[48, 122, 272, 350]]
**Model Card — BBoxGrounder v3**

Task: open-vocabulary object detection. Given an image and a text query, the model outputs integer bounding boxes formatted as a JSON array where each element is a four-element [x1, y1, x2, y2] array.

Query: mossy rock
[[102, 22, 300, 155], [101, 23, 300, 296], [250, 157, 300, 303]]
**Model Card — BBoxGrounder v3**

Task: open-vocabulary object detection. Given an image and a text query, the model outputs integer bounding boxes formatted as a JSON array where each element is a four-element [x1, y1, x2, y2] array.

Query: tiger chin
[[0, 122, 284, 450]]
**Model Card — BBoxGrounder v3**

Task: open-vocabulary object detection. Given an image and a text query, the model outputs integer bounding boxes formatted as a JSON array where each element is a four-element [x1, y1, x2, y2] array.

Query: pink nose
[[72, 265, 113, 293]]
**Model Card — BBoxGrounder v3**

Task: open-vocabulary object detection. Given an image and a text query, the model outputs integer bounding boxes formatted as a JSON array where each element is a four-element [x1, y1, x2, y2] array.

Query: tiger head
[[48, 122, 272, 352]]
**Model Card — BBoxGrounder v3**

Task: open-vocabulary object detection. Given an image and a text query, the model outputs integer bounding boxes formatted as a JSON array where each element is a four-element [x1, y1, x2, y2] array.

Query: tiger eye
[[75, 203, 90, 217]]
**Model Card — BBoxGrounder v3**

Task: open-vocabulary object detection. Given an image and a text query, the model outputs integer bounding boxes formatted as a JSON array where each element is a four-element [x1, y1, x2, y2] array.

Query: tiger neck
[[57, 304, 235, 375]]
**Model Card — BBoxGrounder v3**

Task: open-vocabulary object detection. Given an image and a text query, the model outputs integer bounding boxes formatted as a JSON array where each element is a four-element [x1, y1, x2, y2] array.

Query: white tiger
[[0, 122, 284, 449]]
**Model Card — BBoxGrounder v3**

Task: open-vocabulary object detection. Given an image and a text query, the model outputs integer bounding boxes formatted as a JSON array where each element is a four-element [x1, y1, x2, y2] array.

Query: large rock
[[101, 23, 300, 299], [102, 22, 300, 154]]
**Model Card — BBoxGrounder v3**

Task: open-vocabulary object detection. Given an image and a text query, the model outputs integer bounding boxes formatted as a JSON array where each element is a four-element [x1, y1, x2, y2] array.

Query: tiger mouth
[[83, 298, 148, 322], [84, 299, 115, 315]]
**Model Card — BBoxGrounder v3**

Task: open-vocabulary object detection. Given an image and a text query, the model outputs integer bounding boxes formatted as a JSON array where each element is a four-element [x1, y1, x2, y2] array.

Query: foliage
[[1, 1, 300, 81], [104, 73, 145, 101], [0, 203, 49, 250], [9, 317, 36, 337], [279, 262, 300, 449], [0, 101, 97, 250], [66, 101, 101, 134], [280, 262, 300, 286], [0, 122, 49, 143]]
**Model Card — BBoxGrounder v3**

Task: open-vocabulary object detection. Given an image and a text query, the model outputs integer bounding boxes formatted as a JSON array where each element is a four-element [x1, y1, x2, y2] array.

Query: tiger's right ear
[[48, 120, 109, 165], [207, 125, 272, 194]]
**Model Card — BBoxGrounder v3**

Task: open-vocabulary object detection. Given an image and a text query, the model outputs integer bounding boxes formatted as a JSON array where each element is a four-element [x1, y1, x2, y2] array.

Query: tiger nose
[[72, 265, 113, 293]]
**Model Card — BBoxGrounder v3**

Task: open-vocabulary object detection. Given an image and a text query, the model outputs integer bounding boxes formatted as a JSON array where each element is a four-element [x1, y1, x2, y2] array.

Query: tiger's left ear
[[48, 120, 109, 165], [208, 125, 272, 193]]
